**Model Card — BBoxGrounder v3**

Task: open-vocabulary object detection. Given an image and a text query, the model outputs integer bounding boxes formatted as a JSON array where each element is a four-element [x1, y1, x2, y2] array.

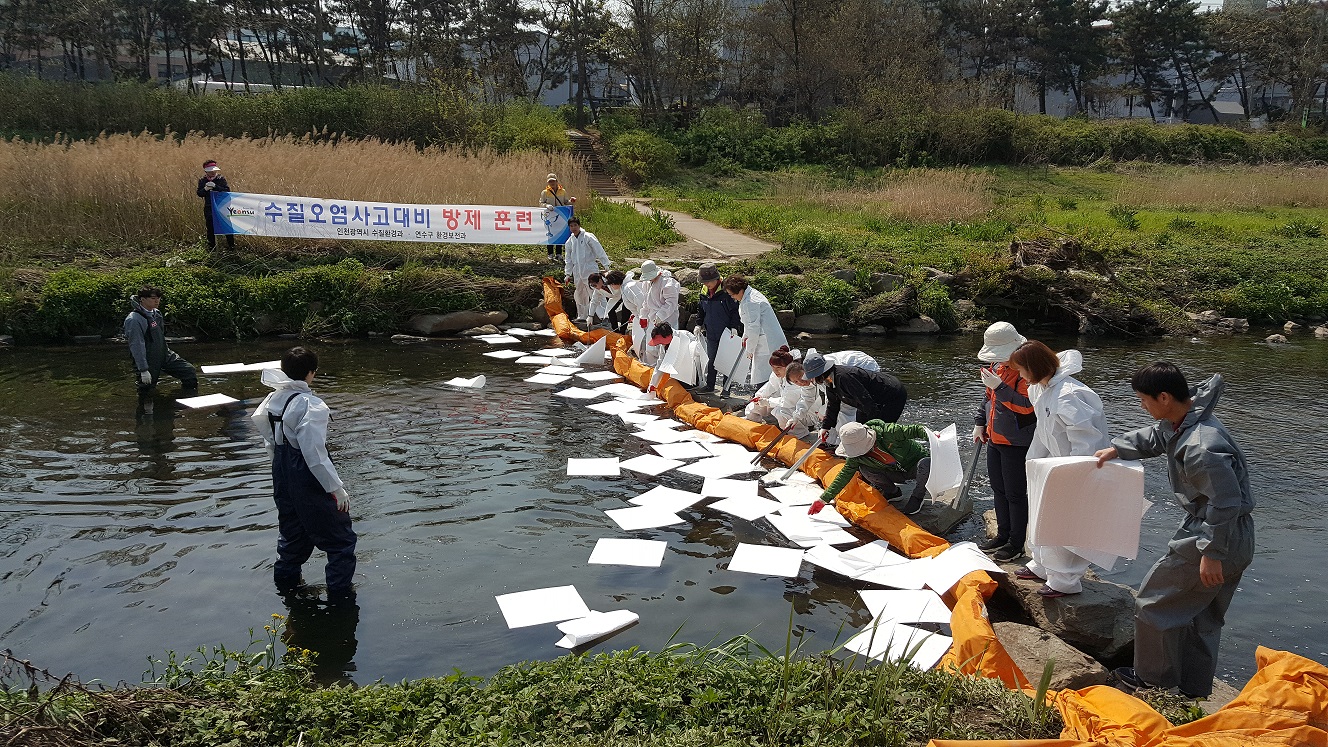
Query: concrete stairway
[[567, 130, 623, 197]]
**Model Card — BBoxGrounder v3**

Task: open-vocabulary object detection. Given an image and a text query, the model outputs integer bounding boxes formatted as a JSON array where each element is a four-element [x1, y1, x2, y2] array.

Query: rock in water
[[1315, 326, 1328, 339], [895, 316, 941, 334], [461, 325, 502, 336], [776, 309, 796, 329], [793, 313, 840, 333], [391, 334, 428, 343], [1283, 321, 1302, 334], [856, 325, 888, 336], [407, 310, 508, 335], [994, 621, 1110, 690], [994, 566, 1135, 661], [1265, 334, 1288, 344]]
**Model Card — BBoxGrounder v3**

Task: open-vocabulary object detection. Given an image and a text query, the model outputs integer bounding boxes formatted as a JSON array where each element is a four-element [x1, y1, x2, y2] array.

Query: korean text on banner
[[213, 192, 573, 246]]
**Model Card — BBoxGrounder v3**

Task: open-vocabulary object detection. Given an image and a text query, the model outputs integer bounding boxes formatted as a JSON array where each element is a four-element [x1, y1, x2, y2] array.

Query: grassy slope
[[639, 165, 1328, 330]]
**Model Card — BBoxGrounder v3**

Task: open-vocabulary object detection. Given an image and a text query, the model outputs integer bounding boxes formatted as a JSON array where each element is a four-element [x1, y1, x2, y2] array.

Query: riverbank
[[1, 628, 1207, 747]]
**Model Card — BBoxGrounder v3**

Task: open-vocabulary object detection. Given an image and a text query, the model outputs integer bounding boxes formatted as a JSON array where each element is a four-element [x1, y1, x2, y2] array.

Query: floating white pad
[[495, 585, 590, 628], [728, 543, 804, 577]]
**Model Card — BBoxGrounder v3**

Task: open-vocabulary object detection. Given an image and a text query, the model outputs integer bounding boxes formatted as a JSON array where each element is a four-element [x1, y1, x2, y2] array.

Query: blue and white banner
[[211, 192, 573, 245]]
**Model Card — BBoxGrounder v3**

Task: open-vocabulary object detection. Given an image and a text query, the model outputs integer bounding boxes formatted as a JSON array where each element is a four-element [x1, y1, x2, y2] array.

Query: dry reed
[[775, 169, 995, 223], [1114, 165, 1328, 210], [0, 132, 590, 244]]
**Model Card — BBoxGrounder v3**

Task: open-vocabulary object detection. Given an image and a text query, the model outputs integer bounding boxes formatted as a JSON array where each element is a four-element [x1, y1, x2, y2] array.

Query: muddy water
[[1, 333, 1324, 685]]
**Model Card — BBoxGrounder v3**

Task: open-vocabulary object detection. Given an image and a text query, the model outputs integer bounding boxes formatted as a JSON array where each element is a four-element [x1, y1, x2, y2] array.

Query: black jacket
[[697, 286, 742, 340], [822, 365, 908, 429], [197, 175, 231, 201]]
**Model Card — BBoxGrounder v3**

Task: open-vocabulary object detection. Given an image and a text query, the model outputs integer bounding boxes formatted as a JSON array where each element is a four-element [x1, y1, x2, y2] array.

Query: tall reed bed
[[0, 132, 590, 245], [1114, 165, 1328, 210], [776, 169, 996, 223]]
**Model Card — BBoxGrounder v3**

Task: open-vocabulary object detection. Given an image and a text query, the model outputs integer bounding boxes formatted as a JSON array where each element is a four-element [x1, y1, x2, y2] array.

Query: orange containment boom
[[543, 278, 1328, 747]]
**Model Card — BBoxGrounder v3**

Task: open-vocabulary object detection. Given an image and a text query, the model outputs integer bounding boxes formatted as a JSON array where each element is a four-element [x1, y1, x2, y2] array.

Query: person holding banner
[[696, 263, 742, 392], [1005, 340, 1112, 599], [540, 173, 575, 262], [637, 260, 680, 366], [807, 420, 932, 517], [563, 217, 610, 324], [724, 274, 787, 388], [645, 322, 705, 393], [197, 159, 235, 251]]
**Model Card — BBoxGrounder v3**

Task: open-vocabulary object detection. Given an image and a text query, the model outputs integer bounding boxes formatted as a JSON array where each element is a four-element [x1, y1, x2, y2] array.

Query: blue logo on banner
[[211, 193, 251, 236], [544, 206, 573, 245]]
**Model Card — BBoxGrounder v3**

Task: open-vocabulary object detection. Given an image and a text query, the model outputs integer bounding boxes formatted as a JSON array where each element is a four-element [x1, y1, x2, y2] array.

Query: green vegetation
[[0, 74, 570, 152], [638, 164, 1328, 333]]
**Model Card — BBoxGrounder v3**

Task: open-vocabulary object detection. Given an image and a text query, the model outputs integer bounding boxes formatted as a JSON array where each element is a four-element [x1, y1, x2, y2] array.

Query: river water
[[1, 333, 1324, 687]]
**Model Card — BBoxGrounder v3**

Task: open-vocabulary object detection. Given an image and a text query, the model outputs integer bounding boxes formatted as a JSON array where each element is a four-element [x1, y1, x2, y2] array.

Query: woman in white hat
[[973, 321, 1037, 563], [806, 420, 932, 516], [633, 260, 679, 365]]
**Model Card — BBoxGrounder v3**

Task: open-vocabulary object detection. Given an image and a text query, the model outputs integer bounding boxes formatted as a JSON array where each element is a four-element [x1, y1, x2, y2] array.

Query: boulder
[[1265, 334, 1288, 344], [461, 324, 502, 336], [1218, 317, 1249, 333], [1283, 321, 1302, 334], [954, 300, 978, 319], [870, 273, 903, 294], [675, 268, 701, 286], [165, 336, 197, 344], [994, 566, 1136, 661], [923, 267, 955, 286], [407, 310, 508, 335], [856, 325, 889, 336], [895, 316, 941, 334], [1196, 310, 1223, 324], [532, 303, 551, 325], [831, 269, 857, 283], [391, 334, 429, 343], [504, 322, 541, 331], [776, 309, 796, 329], [1315, 326, 1328, 339], [794, 313, 840, 333], [994, 622, 1111, 691]]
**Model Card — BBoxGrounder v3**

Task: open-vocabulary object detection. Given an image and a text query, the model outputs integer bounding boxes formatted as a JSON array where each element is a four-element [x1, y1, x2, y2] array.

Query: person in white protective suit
[[743, 346, 811, 436], [1005, 340, 1112, 598], [789, 348, 880, 445], [635, 260, 680, 366], [585, 273, 611, 326], [724, 274, 788, 388], [563, 217, 610, 323], [645, 322, 707, 394], [619, 270, 649, 358]]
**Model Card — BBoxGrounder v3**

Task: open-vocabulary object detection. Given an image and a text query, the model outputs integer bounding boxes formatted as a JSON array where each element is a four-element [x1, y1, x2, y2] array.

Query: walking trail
[[607, 196, 778, 262]]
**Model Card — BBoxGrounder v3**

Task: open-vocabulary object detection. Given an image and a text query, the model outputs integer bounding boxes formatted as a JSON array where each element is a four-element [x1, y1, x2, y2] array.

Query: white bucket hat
[[640, 260, 661, 281], [835, 422, 877, 458], [978, 321, 1026, 363]]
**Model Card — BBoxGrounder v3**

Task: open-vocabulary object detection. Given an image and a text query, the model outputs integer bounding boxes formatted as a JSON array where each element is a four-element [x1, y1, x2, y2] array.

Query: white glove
[[971, 425, 987, 444], [139, 370, 153, 386], [693, 325, 703, 338], [204, 182, 215, 190], [332, 488, 350, 512], [980, 367, 1002, 390]]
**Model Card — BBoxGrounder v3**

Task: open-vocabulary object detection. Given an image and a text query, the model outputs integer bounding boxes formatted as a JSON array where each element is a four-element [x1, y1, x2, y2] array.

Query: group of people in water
[[731, 318, 1254, 700]]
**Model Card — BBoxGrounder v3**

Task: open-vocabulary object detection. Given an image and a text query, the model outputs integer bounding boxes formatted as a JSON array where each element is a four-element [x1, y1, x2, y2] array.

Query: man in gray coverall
[[1094, 362, 1255, 699], [124, 285, 197, 393]]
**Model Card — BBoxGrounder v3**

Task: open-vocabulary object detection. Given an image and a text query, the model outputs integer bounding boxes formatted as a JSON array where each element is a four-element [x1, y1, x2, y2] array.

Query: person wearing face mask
[[251, 346, 357, 602], [972, 322, 1037, 564], [124, 285, 197, 394], [786, 351, 906, 451], [743, 346, 811, 436], [603, 270, 631, 332], [1005, 340, 1112, 599], [696, 263, 742, 392], [197, 159, 235, 251], [787, 348, 880, 445]]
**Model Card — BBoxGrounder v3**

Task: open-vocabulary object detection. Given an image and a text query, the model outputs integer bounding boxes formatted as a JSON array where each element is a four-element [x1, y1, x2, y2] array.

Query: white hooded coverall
[[620, 277, 650, 360], [1023, 349, 1114, 594], [636, 271, 679, 365], [745, 373, 810, 436], [647, 328, 708, 390], [737, 286, 789, 386], [564, 229, 610, 319]]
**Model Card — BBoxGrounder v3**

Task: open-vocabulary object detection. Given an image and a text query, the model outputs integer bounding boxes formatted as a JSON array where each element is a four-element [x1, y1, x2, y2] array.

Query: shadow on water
[[0, 334, 1325, 686]]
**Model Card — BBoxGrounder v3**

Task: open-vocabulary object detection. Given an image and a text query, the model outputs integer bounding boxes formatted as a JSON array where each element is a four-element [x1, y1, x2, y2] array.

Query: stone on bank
[[407, 310, 509, 336]]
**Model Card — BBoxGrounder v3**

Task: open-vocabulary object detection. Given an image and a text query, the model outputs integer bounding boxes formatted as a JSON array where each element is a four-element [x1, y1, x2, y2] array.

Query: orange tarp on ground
[[543, 280, 1328, 747]]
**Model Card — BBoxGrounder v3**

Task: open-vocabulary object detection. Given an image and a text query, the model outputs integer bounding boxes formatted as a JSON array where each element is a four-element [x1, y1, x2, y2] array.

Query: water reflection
[[281, 593, 360, 685]]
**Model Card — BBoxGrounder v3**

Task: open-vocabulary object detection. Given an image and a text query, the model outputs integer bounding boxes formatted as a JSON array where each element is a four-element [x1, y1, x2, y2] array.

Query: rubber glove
[[971, 425, 987, 443], [204, 181, 215, 190], [139, 370, 153, 386], [980, 367, 1003, 390], [808, 500, 827, 515], [639, 317, 648, 329], [817, 428, 829, 444], [332, 488, 350, 512], [693, 325, 703, 338]]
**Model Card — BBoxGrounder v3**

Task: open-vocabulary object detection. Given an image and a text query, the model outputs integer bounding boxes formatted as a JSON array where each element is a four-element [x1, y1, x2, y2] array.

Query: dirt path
[[608, 197, 777, 262]]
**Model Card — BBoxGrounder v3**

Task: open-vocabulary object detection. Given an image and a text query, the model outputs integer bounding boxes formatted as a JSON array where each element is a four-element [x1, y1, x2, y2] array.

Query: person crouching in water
[[251, 347, 357, 602], [744, 346, 812, 437], [808, 420, 932, 517], [1006, 340, 1112, 599], [124, 285, 197, 395]]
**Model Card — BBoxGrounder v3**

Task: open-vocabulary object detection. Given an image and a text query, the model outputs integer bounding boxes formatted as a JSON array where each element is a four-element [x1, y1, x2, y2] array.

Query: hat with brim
[[801, 349, 828, 379], [698, 263, 720, 283], [640, 260, 661, 281], [978, 321, 1026, 363], [835, 422, 876, 458], [204, 165, 220, 172], [547, 173, 558, 181], [649, 331, 672, 346]]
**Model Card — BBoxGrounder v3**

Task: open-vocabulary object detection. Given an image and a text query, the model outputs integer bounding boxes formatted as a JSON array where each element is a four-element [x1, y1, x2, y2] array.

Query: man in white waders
[[1095, 362, 1255, 699], [251, 347, 357, 602]]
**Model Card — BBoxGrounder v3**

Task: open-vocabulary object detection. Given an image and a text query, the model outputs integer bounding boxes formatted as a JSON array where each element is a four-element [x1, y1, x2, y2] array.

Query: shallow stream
[[1, 333, 1324, 685]]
